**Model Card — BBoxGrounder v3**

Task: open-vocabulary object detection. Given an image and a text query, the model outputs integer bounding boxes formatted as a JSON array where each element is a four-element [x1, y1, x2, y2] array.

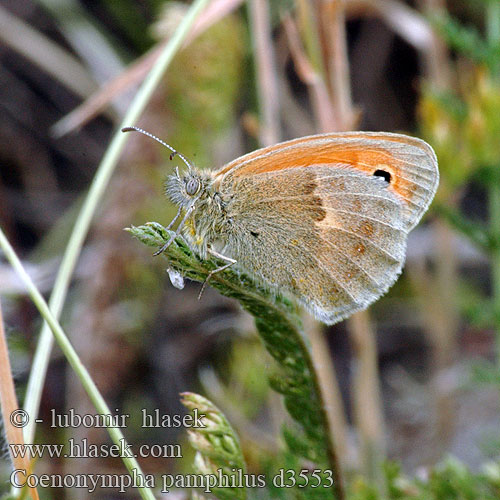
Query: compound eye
[[185, 177, 201, 196]]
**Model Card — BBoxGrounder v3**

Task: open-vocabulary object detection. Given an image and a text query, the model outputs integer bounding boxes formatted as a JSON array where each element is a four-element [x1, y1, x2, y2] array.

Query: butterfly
[[123, 127, 439, 325]]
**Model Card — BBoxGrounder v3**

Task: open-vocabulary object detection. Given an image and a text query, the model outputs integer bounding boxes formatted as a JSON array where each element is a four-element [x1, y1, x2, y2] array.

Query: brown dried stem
[[348, 310, 386, 484], [248, 0, 281, 146], [318, 0, 354, 131], [283, 12, 337, 132], [0, 302, 39, 500]]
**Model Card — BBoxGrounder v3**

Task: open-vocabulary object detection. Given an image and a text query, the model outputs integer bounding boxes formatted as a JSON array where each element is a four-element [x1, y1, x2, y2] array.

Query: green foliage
[[433, 202, 492, 252], [419, 71, 500, 204], [420, 8, 500, 201], [470, 359, 500, 386], [424, 458, 497, 500], [347, 459, 500, 500], [103, 0, 155, 52], [418, 87, 471, 199], [434, 14, 499, 69], [128, 222, 341, 497], [180, 392, 247, 500], [457, 281, 495, 329], [216, 339, 271, 419]]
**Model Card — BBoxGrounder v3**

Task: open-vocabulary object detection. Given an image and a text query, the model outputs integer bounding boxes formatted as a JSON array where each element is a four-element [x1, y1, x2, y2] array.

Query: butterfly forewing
[[217, 132, 438, 233]]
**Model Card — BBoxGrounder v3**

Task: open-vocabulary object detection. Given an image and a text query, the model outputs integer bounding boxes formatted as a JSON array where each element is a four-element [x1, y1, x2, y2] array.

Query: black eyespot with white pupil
[[373, 169, 391, 183], [185, 177, 201, 196]]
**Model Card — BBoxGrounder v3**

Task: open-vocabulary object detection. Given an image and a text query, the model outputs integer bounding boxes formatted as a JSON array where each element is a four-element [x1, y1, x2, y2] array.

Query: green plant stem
[[22, 0, 210, 447], [129, 223, 346, 500], [0, 228, 156, 500], [301, 337, 346, 499]]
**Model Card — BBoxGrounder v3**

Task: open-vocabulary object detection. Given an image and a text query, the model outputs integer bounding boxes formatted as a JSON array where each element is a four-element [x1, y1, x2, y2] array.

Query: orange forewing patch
[[216, 133, 424, 203]]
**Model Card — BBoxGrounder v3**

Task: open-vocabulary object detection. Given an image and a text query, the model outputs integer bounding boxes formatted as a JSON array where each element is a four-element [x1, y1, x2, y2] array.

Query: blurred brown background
[[1, 0, 499, 498]]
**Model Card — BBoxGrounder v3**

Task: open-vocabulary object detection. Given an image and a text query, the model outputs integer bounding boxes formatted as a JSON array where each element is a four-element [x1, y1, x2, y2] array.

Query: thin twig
[[348, 310, 386, 485], [321, 0, 354, 131], [305, 314, 350, 463], [283, 12, 336, 132], [248, 0, 280, 146], [416, 0, 458, 462], [283, 4, 351, 491], [408, 237, 458, 464], [0, 302, 39, 500], [418, 0, 451, 87], [321, 0, 386, 487], [485, 1, 500, 367]]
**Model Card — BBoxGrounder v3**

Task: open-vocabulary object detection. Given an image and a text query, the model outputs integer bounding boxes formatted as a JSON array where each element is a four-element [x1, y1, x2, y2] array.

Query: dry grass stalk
[[0, 302, 40, 500]]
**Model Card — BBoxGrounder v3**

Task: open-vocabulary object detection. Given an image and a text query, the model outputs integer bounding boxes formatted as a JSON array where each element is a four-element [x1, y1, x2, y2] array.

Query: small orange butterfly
[[123, 127, 439, 325]]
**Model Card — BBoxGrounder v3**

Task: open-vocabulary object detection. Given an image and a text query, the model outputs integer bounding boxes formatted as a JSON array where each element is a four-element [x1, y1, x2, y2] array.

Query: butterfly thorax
[[165, 168, 230, 258]]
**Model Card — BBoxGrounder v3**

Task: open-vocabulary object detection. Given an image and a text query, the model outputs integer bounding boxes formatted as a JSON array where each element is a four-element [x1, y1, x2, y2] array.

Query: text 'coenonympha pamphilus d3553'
[[123, 127, 439, 325]]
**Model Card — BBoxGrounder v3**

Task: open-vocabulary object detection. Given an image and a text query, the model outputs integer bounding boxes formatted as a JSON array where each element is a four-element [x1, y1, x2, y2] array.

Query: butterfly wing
[[221, 166, 407, 324], [215, 133, 438, 324], [307, 168, 407, 323], [216, 132, 438, 232]]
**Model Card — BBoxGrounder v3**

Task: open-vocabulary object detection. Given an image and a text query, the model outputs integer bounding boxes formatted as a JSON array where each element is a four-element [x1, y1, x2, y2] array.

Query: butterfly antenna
[[122, 126, 194, 171]]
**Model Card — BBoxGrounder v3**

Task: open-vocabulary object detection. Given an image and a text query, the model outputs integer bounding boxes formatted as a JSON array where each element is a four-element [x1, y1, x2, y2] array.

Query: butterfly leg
[[165, 205, 182, 231], [198, 248, 237, 299], [154, 203, 196, 256]]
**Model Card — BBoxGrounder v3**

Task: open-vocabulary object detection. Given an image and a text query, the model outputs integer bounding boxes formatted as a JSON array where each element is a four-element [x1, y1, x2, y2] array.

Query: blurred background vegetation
[[2, 0, 500, 499]]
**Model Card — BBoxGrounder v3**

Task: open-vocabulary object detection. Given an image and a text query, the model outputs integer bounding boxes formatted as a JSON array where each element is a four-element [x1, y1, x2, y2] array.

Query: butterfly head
[[165, 167, 208, 209]]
